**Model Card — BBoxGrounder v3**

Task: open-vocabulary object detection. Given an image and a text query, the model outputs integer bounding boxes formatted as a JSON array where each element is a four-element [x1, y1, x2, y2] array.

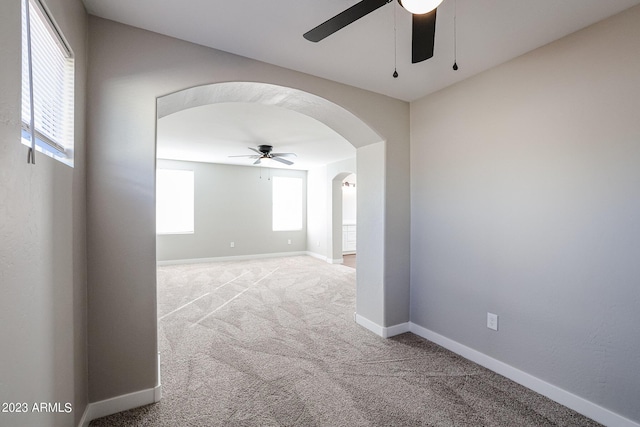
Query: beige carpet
[[91, 256, 599, 426]]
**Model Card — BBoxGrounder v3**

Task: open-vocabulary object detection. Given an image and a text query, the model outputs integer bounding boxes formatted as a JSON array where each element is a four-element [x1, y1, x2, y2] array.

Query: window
[[156, 169, 195, 234], [22, 0, 75, 166], [272, 176, 303, 231]]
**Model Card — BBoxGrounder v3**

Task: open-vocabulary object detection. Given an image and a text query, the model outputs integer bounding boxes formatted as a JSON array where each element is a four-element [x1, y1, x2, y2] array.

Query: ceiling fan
[[304, 0, 443, 64], [229, 145, 297, 166]]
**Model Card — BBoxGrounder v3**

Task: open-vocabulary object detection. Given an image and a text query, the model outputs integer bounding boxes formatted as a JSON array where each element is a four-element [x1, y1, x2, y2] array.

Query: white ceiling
[[83, 0, 640, 102], [83, 0, 640, 168], [157, 103, 355, 170]]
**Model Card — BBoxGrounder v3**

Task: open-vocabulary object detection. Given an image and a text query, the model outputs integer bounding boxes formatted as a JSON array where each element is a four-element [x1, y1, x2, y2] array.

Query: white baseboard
[[385, 322, 411, 338], [306, 251, 342, 264], [355, 314, 383, 336], [409, 323, 640, 427], [76, 317, 637, 427], [78, 353, 162, 427], [157, 251, 308, 266], [78, 385, 161, 427], [158, 252, 352, 267], [354, 314, 410, 338], [305, 251, 328, 262]]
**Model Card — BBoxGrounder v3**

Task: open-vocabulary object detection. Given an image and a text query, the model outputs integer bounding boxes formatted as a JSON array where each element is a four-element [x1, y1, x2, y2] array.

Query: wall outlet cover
[[487, 312, 499, 331]]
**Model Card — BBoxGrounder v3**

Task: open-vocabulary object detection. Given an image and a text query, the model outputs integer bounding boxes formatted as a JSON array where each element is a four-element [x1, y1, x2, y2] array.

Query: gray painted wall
[[306, 166, 330, 258], [157, 160, 307, 261], [356, 142, 386, 326], [86, 16, 410, 403], [0, 0, 88, 425], [306, 157, 357, 262], [384, 130, 411, 327], [410, 5, 640, 423]]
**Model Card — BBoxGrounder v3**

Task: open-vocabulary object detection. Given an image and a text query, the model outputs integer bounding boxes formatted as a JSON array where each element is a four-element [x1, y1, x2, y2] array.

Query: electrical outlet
[[230, 242, 235, 248], [287, 239, 292, 245], [487, 312, 498, 331]]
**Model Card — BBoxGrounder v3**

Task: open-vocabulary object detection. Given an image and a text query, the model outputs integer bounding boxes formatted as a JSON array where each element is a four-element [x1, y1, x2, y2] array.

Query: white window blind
[[272, 177, 303, 231], [21, 0, 74, 166]]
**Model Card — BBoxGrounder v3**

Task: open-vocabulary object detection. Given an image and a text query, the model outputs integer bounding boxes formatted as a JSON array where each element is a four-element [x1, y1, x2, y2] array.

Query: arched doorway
[[156, 82, 387, 329], [330, 171, 356, 265]]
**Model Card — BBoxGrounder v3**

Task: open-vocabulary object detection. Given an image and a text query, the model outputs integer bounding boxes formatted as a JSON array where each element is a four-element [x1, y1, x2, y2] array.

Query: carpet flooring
[[90, 255, 600, 426]]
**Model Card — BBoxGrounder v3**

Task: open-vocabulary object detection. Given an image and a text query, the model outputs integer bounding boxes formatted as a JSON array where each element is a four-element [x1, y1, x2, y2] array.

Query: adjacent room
[[1, 0, 639, 426], [154, 96, 358, 266]]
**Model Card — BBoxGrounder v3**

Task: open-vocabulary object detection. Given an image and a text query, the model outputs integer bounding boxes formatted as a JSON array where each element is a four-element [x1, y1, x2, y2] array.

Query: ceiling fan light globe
[[398, 0, 443, 14]]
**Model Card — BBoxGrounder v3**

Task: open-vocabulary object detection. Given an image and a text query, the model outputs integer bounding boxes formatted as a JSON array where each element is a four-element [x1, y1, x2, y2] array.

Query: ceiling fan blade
[[272, 157, 294, 166], [248, 147, 262, 154], [411, 8, 437, 63], [229, 155, 260, 158], [271, 153, 297, 158], [304, 0, 391, 42], [253, 158, 262, 165]]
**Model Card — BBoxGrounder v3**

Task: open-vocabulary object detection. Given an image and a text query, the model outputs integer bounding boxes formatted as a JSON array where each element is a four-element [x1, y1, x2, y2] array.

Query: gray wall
[[306, 157, 357, 262], [86, 16, 410, 403], [410, 5, 640, 423], [157, 160, 307, 262], [0, 0, 88, 426], [356, 142, 386, 326]]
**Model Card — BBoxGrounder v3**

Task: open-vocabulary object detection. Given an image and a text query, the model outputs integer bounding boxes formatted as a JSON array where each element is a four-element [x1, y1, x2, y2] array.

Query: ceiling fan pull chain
[[453, 0, 459, 70], [393, 2, 399, 78]]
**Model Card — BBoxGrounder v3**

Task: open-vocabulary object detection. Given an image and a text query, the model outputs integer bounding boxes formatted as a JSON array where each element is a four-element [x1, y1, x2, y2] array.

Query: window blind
[[21, 0, 74, 165]]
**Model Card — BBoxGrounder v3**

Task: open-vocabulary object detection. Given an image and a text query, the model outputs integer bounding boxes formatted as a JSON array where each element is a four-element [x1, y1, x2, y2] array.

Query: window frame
[[156, 169, 196, 235], [21, 0, 75, 166], [272, 176, 304, 232]]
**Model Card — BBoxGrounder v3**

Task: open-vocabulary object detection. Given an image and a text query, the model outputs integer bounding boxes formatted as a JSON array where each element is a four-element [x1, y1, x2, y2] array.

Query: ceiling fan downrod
[[397, 0, 444, 15]]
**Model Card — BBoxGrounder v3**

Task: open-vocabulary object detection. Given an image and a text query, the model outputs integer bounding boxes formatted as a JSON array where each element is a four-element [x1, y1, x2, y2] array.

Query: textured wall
[[410, 5, 640, 423], [86, 16, 409, 403], [0, 0, 88, 426]]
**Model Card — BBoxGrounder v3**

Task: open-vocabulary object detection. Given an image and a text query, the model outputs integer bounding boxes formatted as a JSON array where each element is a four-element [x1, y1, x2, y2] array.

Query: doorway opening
[[341, 173, 357, 269], [154, 82, 386, 400]]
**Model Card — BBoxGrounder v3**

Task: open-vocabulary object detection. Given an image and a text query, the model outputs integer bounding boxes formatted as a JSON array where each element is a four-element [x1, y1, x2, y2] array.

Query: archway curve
[[157, 82, 384, 149]]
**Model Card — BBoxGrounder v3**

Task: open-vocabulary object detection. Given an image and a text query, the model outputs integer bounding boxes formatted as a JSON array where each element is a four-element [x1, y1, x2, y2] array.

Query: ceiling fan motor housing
[[258, 145, 273, 155]]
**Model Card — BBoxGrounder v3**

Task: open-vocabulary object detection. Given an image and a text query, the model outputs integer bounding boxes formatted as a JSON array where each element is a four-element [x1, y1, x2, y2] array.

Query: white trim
[[157, 251, 307, 266], [157, 252, 352, 267], [385, 322, 411, 338], [354, 314, 410, 338], [355, 314, 384, 336], [305, 251, 329, 263], [156, 352, 162, 402], [409, 323, 640, 427], [78, 385, 161, 427], [78, 406, 91, 427], [78, 353, 162, 427]]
